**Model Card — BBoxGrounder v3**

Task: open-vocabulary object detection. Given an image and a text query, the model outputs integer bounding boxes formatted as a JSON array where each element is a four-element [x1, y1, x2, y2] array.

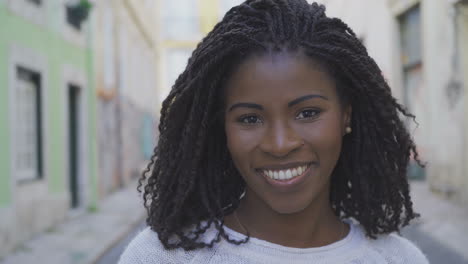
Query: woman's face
[[224, 52, 351, 214]]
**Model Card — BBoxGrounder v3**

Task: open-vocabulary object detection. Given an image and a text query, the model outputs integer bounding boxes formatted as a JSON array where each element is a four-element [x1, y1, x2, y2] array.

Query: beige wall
[[93, 0, 159, 197], [420, 0, 467, 202], [94, 0, 158, 112], [460, 5, 468, 203], [156, 0, 243, 112], [156, 0, 206, 112], [116, 0, 158, 114], [317, 0, 403, 99]]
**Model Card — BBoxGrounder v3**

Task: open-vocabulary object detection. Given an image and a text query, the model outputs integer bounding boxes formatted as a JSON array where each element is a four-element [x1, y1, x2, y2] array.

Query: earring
[[345, 126, 352, 134]]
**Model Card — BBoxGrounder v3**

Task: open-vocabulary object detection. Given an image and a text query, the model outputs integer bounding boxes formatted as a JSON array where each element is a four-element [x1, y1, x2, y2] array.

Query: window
[[66, 5, 82, 31], [7, 0, 46, 26], [398, 4, 422, 111], [162, 0, 200, 40], [27, 0, 42, 6], [65, 0, 92, 31], [15, 67, 43, 182], [398, 4, 426, 180]]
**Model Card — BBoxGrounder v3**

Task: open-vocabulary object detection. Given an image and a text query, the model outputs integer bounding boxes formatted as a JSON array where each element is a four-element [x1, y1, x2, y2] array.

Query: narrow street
[[402, 225, 468, 264], [96, 222, 147, 264], [97, 184, 468, 264], [0, 186, 145, 264]]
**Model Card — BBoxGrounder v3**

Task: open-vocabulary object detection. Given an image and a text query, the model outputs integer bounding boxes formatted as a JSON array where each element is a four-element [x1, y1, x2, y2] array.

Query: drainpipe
[[446, 0, 463, 107]]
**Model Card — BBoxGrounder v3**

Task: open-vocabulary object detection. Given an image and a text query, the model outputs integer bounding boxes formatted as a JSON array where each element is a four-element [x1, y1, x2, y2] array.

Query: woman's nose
[[259, 121, 303, 158]]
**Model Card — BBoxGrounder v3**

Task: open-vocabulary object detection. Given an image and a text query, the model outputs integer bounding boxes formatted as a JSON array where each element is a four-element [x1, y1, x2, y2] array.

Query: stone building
[[315, 0, 468, 203], [92, 0, 159, 198], [0, 0, 97, 257]]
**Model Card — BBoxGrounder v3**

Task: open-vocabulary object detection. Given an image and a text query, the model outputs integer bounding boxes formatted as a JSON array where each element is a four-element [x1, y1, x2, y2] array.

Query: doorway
[[68, 84, 81, 208]]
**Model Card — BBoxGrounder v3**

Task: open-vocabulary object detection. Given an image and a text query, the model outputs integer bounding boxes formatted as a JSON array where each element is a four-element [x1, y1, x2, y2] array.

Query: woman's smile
[[255, 162, 316, 189], [257, 162, 311, 180]]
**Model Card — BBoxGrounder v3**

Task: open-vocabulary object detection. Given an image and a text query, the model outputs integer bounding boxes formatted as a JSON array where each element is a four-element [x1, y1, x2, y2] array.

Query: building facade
[[315, 0, 468, 203], [156, 0, 244, 110], [0, 0, 98, 257], [0, 0, 161, 258], [93, 0, 159, 197]]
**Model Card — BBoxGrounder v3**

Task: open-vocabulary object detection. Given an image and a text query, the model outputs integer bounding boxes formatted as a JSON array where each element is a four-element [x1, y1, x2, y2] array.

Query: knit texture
[[119, 221, 428, 264]]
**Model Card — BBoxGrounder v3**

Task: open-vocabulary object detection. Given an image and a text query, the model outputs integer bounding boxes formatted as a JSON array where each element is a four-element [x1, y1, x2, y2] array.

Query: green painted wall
[[0, 4, 97, 207], [0, 20, 10, 206], [85, 25, 98, 207]]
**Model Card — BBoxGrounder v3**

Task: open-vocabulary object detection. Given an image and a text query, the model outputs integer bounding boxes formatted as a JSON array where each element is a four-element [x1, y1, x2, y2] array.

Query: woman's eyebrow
[[228, 102, 263, 112], [288, 94, 329, 107], [227, 94, 328, 112]]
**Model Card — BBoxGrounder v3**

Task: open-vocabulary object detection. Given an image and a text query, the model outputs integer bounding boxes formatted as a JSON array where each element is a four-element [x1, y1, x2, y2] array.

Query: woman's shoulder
[[364, 229, 429, 264], [118, 226, 197, 264]]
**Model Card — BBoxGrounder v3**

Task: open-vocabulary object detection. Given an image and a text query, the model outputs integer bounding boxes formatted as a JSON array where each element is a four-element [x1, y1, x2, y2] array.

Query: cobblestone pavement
[[2, 180, 467, 264], [97, 181, 468, 264], [0, 183, 145, 264], [95, 221, 147, 264], [403, 224, 468, 264], [405, 181, 468, 263]]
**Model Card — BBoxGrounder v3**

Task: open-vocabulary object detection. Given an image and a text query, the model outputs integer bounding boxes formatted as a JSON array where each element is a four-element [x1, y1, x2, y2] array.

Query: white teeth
[[279, 171, 285, 180], [292, 168, 298, 177], [262, 164, 310, 181]]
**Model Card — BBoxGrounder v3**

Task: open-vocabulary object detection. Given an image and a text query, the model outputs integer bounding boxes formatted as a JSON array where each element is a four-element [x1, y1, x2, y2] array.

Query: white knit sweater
[[119, 221, 429, 264]]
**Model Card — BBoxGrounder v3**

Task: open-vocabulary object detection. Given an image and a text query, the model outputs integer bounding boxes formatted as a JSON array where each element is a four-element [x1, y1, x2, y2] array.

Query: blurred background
[[0, 0, 467, 263]]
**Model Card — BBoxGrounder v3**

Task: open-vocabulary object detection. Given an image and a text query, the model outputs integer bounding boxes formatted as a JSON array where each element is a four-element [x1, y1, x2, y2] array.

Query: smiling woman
[[119, 0, 428, 263], [224, 52, 350, 219]]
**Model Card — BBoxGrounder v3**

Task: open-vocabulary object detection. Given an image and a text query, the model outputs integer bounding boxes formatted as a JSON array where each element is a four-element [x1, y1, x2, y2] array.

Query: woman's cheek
[[227, 125, 263, 149], [298, 120, 343, 158], [226, 125, 263, 170]]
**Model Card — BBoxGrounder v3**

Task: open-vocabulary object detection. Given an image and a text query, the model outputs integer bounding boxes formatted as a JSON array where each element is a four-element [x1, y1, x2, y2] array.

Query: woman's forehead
[[224, 52, 337, 101]]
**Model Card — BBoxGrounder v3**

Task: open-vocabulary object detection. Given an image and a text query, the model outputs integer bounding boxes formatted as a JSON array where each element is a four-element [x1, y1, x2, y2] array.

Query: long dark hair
[[139, 0, 423, 250]]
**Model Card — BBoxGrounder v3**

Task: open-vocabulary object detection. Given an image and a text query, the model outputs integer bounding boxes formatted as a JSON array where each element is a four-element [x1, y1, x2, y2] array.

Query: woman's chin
[[266, 199, 310, 215]]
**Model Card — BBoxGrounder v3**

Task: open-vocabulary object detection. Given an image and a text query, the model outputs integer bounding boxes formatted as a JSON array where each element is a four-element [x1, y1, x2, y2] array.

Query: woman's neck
[[224, 192, 348, 248]]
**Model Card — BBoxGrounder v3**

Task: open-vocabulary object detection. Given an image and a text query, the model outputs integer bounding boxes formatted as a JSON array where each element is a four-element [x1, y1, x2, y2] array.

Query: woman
[[119, 0, 428, 263]]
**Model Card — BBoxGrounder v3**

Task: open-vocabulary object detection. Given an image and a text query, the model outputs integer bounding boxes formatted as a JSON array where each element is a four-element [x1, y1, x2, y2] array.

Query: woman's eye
[[238, 115, 262, 124], [296, 109, 321, 120]]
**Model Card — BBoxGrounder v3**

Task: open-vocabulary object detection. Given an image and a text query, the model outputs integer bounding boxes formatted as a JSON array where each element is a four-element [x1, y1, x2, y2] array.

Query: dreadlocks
[[139, 0, 422, 250]]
